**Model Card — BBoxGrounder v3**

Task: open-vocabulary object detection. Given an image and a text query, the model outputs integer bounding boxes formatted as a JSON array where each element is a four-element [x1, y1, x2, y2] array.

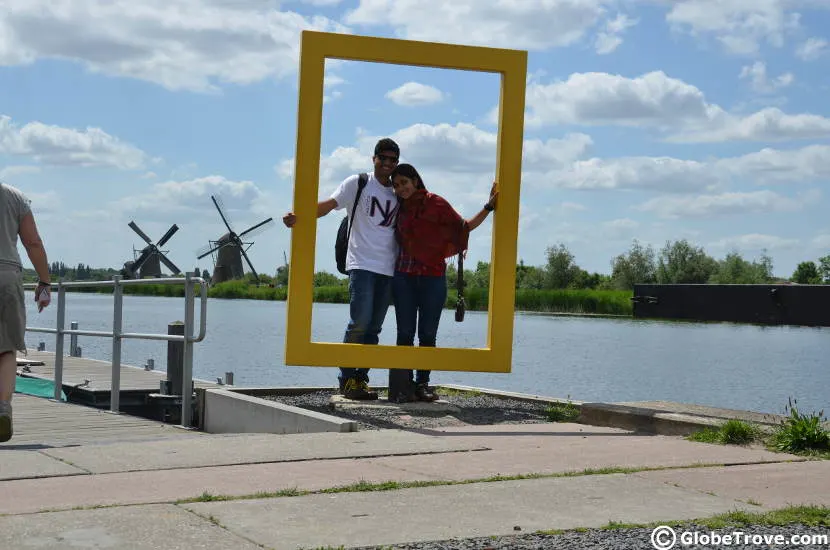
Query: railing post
[[111, 275, 123, 413], [181, 272, 195, 427], [70, 321, 78, 357], [53, 282, 66, 402]]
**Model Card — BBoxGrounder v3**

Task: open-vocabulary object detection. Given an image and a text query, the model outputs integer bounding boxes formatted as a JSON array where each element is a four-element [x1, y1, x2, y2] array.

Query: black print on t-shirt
[[369, 197, 399, 227]]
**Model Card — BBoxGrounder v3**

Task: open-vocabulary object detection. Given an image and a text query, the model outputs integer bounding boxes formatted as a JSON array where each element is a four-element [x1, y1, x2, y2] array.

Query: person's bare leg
[[0, 351, 15, 442]]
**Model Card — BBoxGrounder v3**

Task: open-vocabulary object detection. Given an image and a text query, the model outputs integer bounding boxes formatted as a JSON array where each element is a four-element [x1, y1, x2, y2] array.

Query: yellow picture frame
[[285, 30, 527, 373]]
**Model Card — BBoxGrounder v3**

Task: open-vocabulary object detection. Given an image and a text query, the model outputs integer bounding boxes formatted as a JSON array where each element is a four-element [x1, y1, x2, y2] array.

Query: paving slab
[[0, 456, 443, 515], [637, 459, 830, 509], [0, 503, 262, 550], [364, 423, 803, 479], [182, 473, 759, 550], [0, 450, 88, 481], [37, 429, 489, 474]]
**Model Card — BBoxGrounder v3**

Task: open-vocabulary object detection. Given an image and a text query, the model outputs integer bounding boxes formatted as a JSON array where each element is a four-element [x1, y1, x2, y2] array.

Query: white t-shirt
[[331, 173, 400, 276]]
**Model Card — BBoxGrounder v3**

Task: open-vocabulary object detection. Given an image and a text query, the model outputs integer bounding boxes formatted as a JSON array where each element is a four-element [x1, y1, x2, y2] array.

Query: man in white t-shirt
[[283, 138, 401, 400]]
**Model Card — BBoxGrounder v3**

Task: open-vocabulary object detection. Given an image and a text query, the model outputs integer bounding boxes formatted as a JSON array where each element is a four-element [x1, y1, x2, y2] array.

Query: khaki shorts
[[0, 266, 26, 355]]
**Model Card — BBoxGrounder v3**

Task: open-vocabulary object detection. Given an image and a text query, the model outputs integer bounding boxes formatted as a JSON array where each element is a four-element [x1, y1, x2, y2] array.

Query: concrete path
[[1, 411, 827, 549]]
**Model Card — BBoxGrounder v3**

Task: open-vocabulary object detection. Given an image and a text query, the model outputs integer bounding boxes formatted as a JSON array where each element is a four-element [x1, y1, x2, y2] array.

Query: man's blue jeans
[[392, 271, 447, 385], [339, 269, 393, 386]]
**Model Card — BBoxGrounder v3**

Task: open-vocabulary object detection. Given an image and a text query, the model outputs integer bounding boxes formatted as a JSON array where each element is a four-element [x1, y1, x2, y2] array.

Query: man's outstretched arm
[[282, 198, 338, 227]]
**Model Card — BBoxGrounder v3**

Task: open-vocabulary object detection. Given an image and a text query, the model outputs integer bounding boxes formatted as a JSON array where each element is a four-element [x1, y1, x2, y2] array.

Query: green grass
[[545, 399, 581, 422], [688, 419, 761, 446], [770, 397, 830, 455], [687, 399, 830, 459], [536, 505, 830, 535]]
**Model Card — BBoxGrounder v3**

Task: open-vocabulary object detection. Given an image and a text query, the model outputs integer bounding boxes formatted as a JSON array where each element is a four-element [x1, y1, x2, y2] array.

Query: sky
[[1, 0, 829, 280]]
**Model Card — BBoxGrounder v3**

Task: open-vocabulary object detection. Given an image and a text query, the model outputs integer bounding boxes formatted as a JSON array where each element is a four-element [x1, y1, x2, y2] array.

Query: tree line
[[444, 239, 830, 291], [27, 240, 830, 291]]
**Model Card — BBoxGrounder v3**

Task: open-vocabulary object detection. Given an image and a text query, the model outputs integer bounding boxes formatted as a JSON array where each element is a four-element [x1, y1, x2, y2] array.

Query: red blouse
[[395, 189, 469, 276]]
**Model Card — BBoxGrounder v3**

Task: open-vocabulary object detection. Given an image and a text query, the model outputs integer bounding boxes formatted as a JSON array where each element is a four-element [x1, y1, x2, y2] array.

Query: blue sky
[[1, 0, 829, 279]]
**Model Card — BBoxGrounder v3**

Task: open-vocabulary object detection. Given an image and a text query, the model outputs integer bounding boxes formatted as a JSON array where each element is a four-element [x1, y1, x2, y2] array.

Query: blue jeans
[[392, 271, 447, 385], [339, 269, 393, 386]]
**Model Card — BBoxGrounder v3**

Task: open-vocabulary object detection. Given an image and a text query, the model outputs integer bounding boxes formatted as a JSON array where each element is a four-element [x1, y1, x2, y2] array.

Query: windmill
[[121, 221, 182, 279], [196, 195, 275, 285]]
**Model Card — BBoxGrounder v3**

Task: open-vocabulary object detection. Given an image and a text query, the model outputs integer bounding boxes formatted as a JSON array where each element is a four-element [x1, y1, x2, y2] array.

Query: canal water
[[22, 292, 830, 416]]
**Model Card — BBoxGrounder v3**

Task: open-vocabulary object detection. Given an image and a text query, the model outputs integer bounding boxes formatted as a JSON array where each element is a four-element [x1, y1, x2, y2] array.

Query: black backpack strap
[[346, 173, 368, 248]]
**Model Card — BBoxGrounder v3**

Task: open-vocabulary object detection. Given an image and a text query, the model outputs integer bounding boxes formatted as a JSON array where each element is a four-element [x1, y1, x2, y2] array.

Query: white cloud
[[519, 71, 830, 143], [385, 82, 446, 107], [594, 14, 639, 54], [604, 218, 640, 231], [716, 144, 830, 184], [278, 123, 593, 201], [796, 37, 828, 60], [25, 191, 61, 212], [0, 114, 150, 170], [673, 108, 830, 143], [344, 0, 611, 50], [544, 156, 720, 192], [739, 61, 794, 93], [637, 189, 820, 219], [709, 233, 801, 251], [560, 201, 587, 212], [116, 175, 265, 221], [0, 165, 41, 179], [0, 0, 349, 93], [665, 0, 802, 55], [812, 234, 830, 248]]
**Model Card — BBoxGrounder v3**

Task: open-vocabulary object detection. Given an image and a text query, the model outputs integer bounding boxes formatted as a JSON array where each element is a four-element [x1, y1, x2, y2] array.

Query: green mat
[[15, 376, 66, 401]]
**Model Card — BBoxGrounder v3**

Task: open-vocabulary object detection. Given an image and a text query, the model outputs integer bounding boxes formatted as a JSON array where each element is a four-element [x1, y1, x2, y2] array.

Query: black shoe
[[343, 378, 378, 400]]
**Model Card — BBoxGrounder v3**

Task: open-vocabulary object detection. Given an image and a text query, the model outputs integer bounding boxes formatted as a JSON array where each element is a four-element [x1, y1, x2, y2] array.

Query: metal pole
[[111, 275, 123, 413], [70, 321, 78, 357], [181, 272, 195, 427], [53, 282, 66, 402]]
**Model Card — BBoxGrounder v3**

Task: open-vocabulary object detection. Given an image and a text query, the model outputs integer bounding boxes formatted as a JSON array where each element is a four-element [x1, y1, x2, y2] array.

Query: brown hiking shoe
[[415, 383, 438, 402], [343, 378, 378, 400]]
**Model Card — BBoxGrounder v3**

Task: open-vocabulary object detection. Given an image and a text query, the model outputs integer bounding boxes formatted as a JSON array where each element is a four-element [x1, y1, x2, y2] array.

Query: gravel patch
[[263, 389, 560, 431], [350, 523, 830, 549]]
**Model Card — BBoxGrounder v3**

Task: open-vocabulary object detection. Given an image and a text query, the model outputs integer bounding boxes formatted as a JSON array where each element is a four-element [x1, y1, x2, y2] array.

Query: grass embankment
[[59, 281, 634, 315], [687, 398, 830, 459]]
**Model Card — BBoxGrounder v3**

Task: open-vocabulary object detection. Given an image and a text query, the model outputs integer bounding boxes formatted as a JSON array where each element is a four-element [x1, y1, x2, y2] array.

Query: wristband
[[484, 203, 494, 212]]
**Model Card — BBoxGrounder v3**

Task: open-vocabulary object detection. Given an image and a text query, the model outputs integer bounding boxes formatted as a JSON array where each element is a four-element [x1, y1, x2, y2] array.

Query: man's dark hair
[[374, 138, 400, 157]]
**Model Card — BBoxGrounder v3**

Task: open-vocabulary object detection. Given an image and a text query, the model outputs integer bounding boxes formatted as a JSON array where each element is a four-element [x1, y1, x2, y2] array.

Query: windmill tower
[[122, 221, 182, 279], [196, 195, 275, 285]]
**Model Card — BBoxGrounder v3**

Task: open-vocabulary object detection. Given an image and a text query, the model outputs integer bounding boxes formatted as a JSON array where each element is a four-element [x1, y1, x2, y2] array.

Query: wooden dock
[[12, 349, 223, 438], [17, 349, 221, 408], [5, 394, 204, 448]]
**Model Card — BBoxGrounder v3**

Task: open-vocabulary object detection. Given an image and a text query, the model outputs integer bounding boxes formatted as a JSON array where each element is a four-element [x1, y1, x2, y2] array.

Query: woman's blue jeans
[[392, 270, 447, 385]]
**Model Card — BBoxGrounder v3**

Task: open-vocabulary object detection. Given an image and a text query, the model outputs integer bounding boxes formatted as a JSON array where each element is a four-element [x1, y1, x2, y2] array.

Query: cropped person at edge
[[0, 181, 52, 443]]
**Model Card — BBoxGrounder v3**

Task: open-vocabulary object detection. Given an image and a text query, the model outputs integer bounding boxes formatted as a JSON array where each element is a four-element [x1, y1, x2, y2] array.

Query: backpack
[[335, 172, 368, 274]]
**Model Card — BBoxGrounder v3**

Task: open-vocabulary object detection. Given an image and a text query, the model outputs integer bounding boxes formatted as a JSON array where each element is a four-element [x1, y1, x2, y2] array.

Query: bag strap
[[457, 250, 464, 299], [346, 173, 368, 248]]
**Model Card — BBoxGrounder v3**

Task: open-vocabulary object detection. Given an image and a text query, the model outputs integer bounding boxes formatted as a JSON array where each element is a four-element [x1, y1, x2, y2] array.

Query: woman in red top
[[390, 163, 498, 401]]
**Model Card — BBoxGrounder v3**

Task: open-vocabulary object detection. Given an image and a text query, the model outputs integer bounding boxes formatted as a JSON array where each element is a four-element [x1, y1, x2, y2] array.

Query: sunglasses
[[376, 154, 399, 165]]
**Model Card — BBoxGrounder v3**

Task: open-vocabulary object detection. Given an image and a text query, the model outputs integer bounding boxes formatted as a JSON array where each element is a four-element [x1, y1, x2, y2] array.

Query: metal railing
[[23, 273, 208, 427]]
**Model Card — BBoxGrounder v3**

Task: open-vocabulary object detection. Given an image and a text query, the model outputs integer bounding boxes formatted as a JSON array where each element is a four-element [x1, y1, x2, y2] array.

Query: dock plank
[[18, 349, 221, 393], [4, 395, 205, 448]]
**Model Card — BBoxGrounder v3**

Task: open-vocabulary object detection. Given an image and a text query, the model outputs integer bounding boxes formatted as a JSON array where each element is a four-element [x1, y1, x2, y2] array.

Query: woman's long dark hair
[[391, 163, 425, 189]]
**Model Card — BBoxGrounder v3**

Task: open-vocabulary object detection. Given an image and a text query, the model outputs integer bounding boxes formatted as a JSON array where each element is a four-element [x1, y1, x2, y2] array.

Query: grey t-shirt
[[0, 182, 32, 269]]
